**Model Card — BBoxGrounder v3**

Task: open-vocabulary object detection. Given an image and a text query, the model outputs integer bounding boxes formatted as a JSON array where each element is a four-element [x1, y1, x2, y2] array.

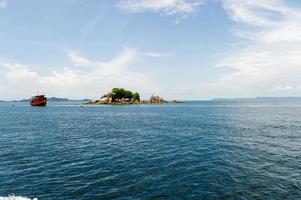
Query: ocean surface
[[0, 100, 300, 200]]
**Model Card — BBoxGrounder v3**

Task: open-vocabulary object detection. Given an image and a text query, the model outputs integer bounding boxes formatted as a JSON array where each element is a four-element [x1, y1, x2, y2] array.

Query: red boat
[[30, 95, 47, 106]]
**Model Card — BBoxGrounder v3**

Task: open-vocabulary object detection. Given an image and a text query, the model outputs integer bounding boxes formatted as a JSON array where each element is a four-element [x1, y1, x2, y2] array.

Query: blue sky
[[1, 0, 301, 100]]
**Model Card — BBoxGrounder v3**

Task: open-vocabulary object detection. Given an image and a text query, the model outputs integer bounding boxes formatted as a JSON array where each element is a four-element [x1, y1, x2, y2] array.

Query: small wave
[[0, 195, 38, 200]]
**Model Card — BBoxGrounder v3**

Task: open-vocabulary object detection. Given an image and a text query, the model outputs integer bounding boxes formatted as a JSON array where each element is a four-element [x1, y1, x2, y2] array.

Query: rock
[[150, 95, 167, 104], [84, 88, 171, 105], [172, 100, 184, 103]]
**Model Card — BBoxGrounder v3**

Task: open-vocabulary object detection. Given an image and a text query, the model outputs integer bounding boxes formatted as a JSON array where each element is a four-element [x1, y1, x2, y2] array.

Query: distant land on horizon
[[0, 97, 92, 102], [212, 97, 301, 101], [2, 97, 301, 102]]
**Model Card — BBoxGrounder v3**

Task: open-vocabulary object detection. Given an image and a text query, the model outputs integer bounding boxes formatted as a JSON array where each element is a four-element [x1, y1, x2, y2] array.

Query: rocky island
[[84, 88, 183, 105]]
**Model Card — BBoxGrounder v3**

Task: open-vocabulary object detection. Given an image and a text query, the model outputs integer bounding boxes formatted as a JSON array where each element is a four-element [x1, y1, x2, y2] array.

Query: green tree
[[132, 92, 140, 100], [111, 88, 133, 99], [112, 88, 122, 95], [124, 90, 133, 98]]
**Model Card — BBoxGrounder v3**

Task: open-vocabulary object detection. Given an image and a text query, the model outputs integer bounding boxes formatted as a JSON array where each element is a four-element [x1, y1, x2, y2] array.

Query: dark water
[[0, 100, 300, 199]]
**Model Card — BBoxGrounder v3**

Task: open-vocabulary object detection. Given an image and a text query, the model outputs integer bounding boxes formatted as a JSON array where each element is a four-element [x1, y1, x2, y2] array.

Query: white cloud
[[272, 85, 293, 91], [0, 48, 163, 100], [68, 51, 91, 65], [221, 0, 289, 27], [196, 0, 301, 98], [140, 52, 173, 58], [117, 0, 204, 15], [0, 0, 6, 8], [3, 0, 301, 100], [115, 0, 301, 98], [87, 48, 139, 76]]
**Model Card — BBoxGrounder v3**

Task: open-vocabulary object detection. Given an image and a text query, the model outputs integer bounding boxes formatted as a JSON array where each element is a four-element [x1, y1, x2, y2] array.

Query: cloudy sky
[[1, 0, 301, 100]]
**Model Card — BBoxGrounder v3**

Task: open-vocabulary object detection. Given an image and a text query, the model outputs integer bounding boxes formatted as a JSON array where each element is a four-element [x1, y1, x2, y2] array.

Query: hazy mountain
[[212, 97, 301, 101], [2, 97, 91, 102]]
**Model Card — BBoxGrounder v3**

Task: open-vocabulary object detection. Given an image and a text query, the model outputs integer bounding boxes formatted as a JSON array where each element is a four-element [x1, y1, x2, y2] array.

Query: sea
[[0, 100, 300, 200]]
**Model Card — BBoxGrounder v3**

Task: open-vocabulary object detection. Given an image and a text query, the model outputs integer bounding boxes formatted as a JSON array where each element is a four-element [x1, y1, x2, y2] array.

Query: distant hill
[[48, 97, 70, 101], [212, 97, 301, 101], [2, 97, 91, 102], [211, 98, 253, 101], [255, 97, 301, 100], [47, 97, 92, 102], [78, 99, 92, 102]]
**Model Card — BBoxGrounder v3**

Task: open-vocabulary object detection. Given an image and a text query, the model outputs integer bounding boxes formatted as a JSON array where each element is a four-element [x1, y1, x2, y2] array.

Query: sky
[[1, 0, 301, 100]]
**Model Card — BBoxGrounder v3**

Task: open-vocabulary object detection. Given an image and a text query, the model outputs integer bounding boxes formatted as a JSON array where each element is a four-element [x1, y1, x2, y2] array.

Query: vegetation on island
[[86, 88, 142, 104], [111, 88, 140, 101], [84, 87, 184, 105]]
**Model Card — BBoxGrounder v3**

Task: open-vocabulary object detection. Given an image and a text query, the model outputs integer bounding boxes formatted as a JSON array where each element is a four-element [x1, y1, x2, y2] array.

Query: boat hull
[[30, 102, 47, 106], [30, 95, 47, 106]]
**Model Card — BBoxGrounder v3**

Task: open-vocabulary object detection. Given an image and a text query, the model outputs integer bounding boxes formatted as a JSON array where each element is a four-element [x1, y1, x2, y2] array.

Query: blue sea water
[[0, 100, 300, 200]]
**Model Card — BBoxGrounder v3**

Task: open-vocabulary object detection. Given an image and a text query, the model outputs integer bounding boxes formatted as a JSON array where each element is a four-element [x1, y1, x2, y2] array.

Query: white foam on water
[[0, 195, 38, 200]]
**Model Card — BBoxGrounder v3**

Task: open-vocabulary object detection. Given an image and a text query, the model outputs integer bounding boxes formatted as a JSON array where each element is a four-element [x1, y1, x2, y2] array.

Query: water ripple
[[0, 101, 301, 199]]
